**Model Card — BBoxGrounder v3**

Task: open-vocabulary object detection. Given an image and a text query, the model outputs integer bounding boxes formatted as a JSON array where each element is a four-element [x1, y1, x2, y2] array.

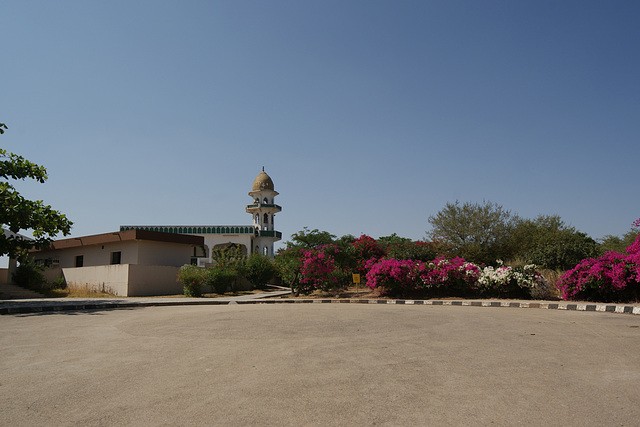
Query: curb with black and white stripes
[[1, 298, 639, 315]]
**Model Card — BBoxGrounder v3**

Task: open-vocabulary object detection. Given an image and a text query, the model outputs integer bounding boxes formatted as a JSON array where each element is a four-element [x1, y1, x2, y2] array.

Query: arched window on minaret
[[264, 213, 268, 224]]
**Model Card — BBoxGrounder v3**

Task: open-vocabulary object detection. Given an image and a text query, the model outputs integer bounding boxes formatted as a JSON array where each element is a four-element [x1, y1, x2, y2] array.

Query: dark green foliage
[[274, 248, 303, 294], [335, 234, 356, 246], [1, 124, 72, 257], [599, 231, 639, 254], [12, 258, 46, 291], [285, 227, 336, 249], [333, 234, 358, 271], [205, 264, 238, 294], [245, 254, 276, 289], [178, 263, 242, 296], [378, 233, 413, 246], [511, 215, 600, 270], [177, 264, 207, 297], [50, 276, 66, 290], [385, 241, 439, 261], [524, 232, 599, 270]]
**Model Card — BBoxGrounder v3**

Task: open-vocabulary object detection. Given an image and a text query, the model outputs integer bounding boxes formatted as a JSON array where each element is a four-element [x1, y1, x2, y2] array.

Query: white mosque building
[[120, 168, 282, 266]]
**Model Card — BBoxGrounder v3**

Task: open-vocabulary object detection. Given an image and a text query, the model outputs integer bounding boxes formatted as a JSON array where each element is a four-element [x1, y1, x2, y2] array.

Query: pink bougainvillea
[[416, 256, 481, 290], [299, 244, 340, 292], [351, 234, 387, 275], [364, 255, 542, 299], [558, 233, 640, 302], [364, 258, 416, 295]]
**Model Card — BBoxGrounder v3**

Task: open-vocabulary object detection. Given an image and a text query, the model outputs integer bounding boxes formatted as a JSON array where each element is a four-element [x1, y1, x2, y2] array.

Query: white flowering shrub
[[477, 261, 547, 299]]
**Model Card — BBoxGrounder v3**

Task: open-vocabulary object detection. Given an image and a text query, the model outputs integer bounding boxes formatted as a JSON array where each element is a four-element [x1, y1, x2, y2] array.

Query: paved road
[[2, 304, 640, 426]]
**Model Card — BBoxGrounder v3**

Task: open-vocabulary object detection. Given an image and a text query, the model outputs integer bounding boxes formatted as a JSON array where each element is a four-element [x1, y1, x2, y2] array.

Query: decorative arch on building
[[212, 242, 248, 256]]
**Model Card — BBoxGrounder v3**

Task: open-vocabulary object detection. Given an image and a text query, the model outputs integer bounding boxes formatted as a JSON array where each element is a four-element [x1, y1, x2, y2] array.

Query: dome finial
[[262, 166, 265, 172]]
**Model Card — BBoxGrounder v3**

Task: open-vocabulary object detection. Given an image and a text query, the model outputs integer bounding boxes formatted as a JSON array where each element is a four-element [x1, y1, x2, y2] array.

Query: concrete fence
[[43, 264, 183, 297]]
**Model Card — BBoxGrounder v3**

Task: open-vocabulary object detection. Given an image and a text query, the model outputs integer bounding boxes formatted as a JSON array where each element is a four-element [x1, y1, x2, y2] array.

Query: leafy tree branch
[[0, 124, 72, 258]]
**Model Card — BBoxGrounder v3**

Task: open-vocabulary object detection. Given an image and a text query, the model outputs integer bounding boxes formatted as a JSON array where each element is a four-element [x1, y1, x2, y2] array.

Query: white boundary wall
[[45, 264, 183, 296]]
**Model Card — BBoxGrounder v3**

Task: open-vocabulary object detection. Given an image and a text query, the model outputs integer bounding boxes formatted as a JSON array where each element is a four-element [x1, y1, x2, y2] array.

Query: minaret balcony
[[258, 230, 282, 239], [246, 203, 282, 212]]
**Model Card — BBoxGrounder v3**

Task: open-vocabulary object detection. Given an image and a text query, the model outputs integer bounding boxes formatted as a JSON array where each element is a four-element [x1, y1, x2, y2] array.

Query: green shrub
[[49, 276, 67, 290], [245, 254, 276, 289], [274, 248, 303, 293], [12, 259, 46, 291], [205, 264, 238, 294], [177, 264, 207, 297]]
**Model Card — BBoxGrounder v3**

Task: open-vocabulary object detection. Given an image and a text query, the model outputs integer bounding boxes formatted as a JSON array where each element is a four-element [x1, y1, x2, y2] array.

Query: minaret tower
[[246, 168, 282, 256]]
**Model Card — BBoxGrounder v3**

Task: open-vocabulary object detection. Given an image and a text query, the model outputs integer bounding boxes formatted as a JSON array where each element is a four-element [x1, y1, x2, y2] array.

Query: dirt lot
[[3, 303, 640, 426]]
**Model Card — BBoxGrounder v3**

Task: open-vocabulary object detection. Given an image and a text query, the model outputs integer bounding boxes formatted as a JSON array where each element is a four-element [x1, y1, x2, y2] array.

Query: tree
[[599, 219, 640, 255], [599, 232, 640, 255], [378, 233, 413, 246], [332, 234, 357, 271], [274, 247, 304, 294], [285, 227, 336, 249], [378, 233, 442, 262], [510, 215, 600, 270], [386, 240, 441, 262], [427, 200, 519, 265], [1, 124, 72, 258]]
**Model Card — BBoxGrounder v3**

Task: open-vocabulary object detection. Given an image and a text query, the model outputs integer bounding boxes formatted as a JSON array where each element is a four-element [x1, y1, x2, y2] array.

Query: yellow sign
[[352, 274, 361, 284]]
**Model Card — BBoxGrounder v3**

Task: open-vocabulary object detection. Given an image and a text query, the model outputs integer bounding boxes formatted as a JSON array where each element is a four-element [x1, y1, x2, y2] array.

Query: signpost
[[352, 273, 360, 294]]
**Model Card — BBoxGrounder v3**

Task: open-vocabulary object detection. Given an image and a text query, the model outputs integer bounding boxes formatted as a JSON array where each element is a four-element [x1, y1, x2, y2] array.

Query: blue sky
[[2, 0, 639, 263]]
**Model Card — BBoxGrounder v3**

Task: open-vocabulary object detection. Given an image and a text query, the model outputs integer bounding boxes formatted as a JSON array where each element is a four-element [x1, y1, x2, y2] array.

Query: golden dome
[[251, 168, 275, 191]]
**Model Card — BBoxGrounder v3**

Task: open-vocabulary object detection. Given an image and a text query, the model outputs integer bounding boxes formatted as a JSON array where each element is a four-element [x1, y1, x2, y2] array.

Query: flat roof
[[36, 229, 204, 251]]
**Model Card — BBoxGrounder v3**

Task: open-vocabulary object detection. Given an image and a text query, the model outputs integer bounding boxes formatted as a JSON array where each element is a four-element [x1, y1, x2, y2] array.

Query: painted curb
[[1, 298, 639, 316]]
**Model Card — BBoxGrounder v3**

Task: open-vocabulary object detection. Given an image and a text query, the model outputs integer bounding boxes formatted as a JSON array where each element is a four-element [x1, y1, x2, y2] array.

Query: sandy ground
[[2, 303, 640, 426]]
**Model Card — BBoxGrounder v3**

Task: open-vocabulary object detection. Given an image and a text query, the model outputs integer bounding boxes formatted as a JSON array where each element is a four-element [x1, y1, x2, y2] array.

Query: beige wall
[[127, 265, 183, 296], [35, 241, 136, 268], [48, 265, 130, 295], [135, 241, 194, 266], [35, 240, 194, 269], [34, 238, 197, 296], [45, 264, 183, 297]]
